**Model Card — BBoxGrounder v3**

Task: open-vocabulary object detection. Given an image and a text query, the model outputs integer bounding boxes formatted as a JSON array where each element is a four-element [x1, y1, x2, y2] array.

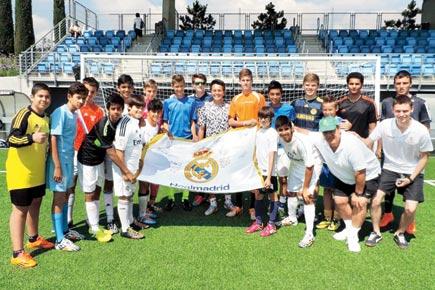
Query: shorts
[[332, 175, 379, 199], [319, 164, 335, 188], [113, 172, 135, 197], [73, 150, 78, 176], [104, 155, 113, 181], [78, 162, 105, 193], [378, 169, 424, 203], [258, 176, 278, 194], [10, 184, 46, 206], [287, 163, 322, 194], [47, 160, 74, 192]]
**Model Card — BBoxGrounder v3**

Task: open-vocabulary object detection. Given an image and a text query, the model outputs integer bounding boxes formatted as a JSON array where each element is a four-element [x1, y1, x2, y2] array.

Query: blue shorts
[[319, 164, 335, 188], [47, 159, 74, 192]]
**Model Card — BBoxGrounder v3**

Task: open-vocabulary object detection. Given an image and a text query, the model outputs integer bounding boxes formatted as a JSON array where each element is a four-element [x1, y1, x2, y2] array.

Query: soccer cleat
[[193, 195, 206, 206], [333, 229, 348, 241], [183, 199, 193, 211], [281, 216, 298, 227], [165, 199, 175, 211], [406, 221, 416, 235], [249, 208, 256, 221], [260, 223, 277, 237], [380, 212, 394, 228], [64, 229, 84, 241], [365, 232, 383, 247], [245, 221, 263, 234], [204, 204, 218, 216], [133, 218, 150, 230], [106, 222, 119, 234], [10, 252, 37, 268], [26, 236, 55, 250], [327, 219, 340, 231], [137, 215, 157, 225], [226, 206, 242, 217], [55, 238, 80, 251], [89, 228, 112, 243], [316, 219, 331, 229], [298, 234, 315, 248], [347, 237, 361, 253], [393, 233, 409, 249], [121, 227, 144, 239]]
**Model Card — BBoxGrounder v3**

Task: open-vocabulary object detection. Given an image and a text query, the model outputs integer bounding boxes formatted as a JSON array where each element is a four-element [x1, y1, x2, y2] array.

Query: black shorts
[[10, 184, 46, 206], [378, 169, 424, 203], [332, 175, 379, 199], [259, 176, 278, 195]]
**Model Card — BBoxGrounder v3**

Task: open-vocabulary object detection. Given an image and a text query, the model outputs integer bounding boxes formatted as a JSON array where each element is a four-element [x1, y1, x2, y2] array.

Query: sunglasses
[[194, 81, 205, 86]]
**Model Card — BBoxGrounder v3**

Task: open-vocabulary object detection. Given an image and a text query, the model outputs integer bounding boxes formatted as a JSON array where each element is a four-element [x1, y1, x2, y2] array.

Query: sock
[[349, 225, 361, 241], [128, 200, 134, 225], [104, 191, 114, 222], [13, 249, 24, 258], [304, 204, 315, 236], [225, 195, 232, 202], [53, 213, 65, 242], [287, 197, 298, 220], [28, 234, 38, 243], [210, 197, 217, 206], [324, 209, 333, 221], [254, 199, 264, 225], [85, 200, 100, 232], [279, 196, 287, 208], [67, 193, 75, 223], [139, 194, 149, 217], [249, 192, 255, 209], [117, 199, 129, 232], [62, 204, 68, 233], [343, 219, 352, 232], [269, 201, 279, 223]]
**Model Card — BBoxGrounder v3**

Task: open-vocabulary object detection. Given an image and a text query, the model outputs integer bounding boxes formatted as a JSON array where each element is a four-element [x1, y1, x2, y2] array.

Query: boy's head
[[82, 77, 99, 105], [171, 74, 185, 98], [268, 80, 283, 106], [67, 82, 88, 111], [321, 96, 338, 117], [394, 70, 412, 96], [239, 68, 253, 93], [30, 83, 51, 113], [117, 74, 134, 99], [210, 79, 225, 102], [106, 93, 124, 123], [143, 79, 157, 100], [147, 99, 163, 124], [275, 115, 293, 142], [393, 94, 413, 125], [258, 106, 274, 129], [135, 13, 140, 17], [303, 73, 320, 99], [346, 72, 364, 96], [192, 73, 207, 97], [127, 94, 145, 119]]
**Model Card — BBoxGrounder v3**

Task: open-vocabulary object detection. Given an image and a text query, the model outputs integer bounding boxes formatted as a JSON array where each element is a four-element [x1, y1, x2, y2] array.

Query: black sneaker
[[365, 232, 383, 247], [183, 199, 193, 211], [393, 233, 409, 249], [120, 227, 144, 239], [165, 199, 175, 211]]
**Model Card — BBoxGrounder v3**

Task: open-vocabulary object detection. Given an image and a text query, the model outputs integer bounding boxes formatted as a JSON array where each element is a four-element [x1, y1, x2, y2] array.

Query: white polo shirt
[[255, 127, 278, 176], [369, 118, 433, 174], [311, 131, 381, 185]]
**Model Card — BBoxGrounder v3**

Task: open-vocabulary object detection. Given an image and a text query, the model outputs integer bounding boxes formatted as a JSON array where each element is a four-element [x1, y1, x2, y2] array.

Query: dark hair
[[275, 115, 292, 129], [107, 93, 124, 110], [31, 82, 50, 95], [135, 13, 140, 17], [258, 106, 274, 119], [393, 94, 413, 107], [322, 96, 337, 106], [83, 77, 100, 90], [128, 94, 145, 107], [394, 70, 412, 83], [267, 80, 283, 94], [210, 79, 226, 91], [148, 99, 163, 112], [192, 73, 207, 84], [346, 72, 364, 85], [117, 74, 134, 87], [68, 82, 88, 96]]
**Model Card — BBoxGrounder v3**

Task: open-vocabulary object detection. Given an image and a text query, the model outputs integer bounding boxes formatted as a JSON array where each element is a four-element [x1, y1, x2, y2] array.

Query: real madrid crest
[[184, 149, 219, 183]]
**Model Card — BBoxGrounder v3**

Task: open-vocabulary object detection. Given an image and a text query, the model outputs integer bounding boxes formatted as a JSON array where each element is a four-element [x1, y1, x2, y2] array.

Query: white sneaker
[[281, 216, 298, 226], [55, 238, 80, 251], [333, 229, 348, 241], [298, 234, 315, 248], [204, 204, 218, 216], [64, 229, 84, 241], [347, 237, 361, 253]]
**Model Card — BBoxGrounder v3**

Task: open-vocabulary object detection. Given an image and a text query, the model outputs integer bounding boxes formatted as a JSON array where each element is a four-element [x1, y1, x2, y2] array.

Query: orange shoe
[[10, 252, 37, 268], [226, 206, 242, 217], [26, 236, 55, 250], [406, 221, 416, 235], [380, 212, 394, 228]]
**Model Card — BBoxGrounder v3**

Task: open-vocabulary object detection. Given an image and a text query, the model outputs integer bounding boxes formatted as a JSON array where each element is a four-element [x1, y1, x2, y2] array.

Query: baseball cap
[[319, 116, 339, 132]]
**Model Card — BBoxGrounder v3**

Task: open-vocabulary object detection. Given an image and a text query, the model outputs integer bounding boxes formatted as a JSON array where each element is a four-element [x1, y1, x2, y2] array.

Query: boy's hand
[[339, 119, 352, 131], [264, 176, 271, 189], [301, 188, 313, 204], [123, 171, 136, 184], [53, 166, 63, 183], [32, 126, 47, 144]]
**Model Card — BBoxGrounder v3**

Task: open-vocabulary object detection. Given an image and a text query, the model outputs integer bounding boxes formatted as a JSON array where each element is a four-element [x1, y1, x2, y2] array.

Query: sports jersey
[[74, 103, 105, 151], [190, 92, 213, 121], [369, 118, 433, 174], [163, 95, 195, 139], [6, 107, 50, 190], [197, 101, 230, 137], [255, 127, 279, 176], [291, 97, 323, 131], [337, 95, 377, 138], [77, 116, 120, 166], [269, 102, 296, 128], [50, 104, 77, 163], [141, 119, 159, 144], [381, 95, 431, 126], [229, 91, 266, 122]]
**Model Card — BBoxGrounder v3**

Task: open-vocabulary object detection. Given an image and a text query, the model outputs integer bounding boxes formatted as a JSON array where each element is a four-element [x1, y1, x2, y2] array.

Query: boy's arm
[[198, 125, 205, 140], [264, 150, 276, 188], [8, 110, 47, 147], [301, 165, 314, 203], [191, 120, 198, 141], [50, 135, 63, 183]]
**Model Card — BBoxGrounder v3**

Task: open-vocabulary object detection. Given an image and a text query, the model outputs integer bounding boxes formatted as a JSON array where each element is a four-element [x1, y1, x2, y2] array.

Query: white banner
[[138, 127, 264, 193]]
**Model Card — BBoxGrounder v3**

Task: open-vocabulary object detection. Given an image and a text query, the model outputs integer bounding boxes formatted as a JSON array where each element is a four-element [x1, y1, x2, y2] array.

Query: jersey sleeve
[[418, 101, 432, 126], [163, 99, 169, 122], [419, 131, 434, 153], [50, 107, 64, 136], [300, 138, 315, 168], [7, 109, 33, 148], [95, 119, 114, 149], [268, 129, 278, 153], [113, 120, 129, 151], [288, 104, 296, 121], [367, 102, 378, 124]]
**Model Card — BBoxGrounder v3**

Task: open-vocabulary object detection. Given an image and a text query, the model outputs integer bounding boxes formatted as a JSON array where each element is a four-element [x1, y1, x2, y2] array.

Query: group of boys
[[6, 68, 432, 268]]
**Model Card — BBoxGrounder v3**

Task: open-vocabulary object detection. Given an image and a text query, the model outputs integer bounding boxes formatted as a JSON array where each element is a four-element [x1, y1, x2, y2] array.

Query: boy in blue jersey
[[162, 74, 196, 211], [268, 80, 295, 128], [47, 82, 87, 251]]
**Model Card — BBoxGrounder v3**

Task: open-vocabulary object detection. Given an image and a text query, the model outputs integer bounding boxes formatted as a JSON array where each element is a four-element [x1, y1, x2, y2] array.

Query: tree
[[14, 0, 35, 54], [0, 0, 14, 54], [53, 0, 65, 26], [384, 0, 422, 30], [179, 0, 216, 30], [252, 2, 287, 30]]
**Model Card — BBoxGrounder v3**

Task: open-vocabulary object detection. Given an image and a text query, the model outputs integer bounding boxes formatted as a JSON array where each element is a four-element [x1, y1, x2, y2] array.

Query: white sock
[[279, 195, 287, 204], [342, 219, 352, 234], [117, 199, 130, 232], [67, 194, 75, 223], [139, 195, 149, 217], [287, 197, 298, 220], [304, 204, 315, 236], [224, 195, 232, 202], [104, 192, 114, 222], [85, 200, 100, 232], [349, 225, 360, 241], [128, 200, 134, 225], [210, 197, 217, 206]]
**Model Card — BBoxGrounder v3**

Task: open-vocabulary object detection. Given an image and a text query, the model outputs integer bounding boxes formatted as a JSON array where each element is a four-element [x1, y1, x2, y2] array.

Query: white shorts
[[113, 172, 136, 197], [287, 163, 322, 194], [73, 150, 78, 176], [104, 155, 113, 181], [78, 162, 105, 193], [276, 147, 290, 177]]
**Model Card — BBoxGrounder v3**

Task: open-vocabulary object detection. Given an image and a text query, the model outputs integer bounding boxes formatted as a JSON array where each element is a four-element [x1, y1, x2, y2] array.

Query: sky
[[28, 0, 424, 39]]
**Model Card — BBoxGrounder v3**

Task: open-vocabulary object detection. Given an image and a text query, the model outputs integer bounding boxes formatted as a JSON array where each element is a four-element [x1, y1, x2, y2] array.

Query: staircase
[[297, 35, 326, 54], [128, 34, 162, 53]]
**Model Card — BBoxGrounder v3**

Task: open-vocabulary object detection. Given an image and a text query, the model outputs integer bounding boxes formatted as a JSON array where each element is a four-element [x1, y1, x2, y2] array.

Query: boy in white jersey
[[113, 95, 145, 239], [275, 115, 322, 248]]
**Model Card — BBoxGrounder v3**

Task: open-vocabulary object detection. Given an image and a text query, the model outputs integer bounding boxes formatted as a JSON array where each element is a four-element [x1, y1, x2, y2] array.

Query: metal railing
[[67, 0, 98, 30]]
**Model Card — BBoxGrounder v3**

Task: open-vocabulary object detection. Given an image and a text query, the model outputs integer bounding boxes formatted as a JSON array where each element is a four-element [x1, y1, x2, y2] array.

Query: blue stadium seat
[[91, 45, 103, 52], [89, 62, 100, 75], [287, 45, 297, 53], [83, 30, 93, 38], [63, 62, 74, 74], [68, 45, 79, 53], [76, 37, 86, 46], [87, 37, 98, 46], [385, 38, 395, 46], [415, 46, 426, 53], [37, 62, 49, 73], [427, 47, 435, 53], [105, 30, 115, 38], [72, 53, 80, 63], [381, 45, 393, 53], [393, 46, 404, 53], [359, 30, 368, 38], [422, 64, 434, 77], [116, 30, 126, 39], [50, 63, 61, 73], [349, 46, 360, 53], [104, 45, 115, 53], [64, 37, 75, 45], [111, 37, 121, 46], [56, 45, 67, 52], [370, 46, 381, 53], [403, 45, 415, 53], [127, 30, 136, 40], [102, 63, 114, 75], [388, 30, 398, 38], [338, 45, 349, 53], [99, 37, 109, 46], [60, 53, 70, 63], [94, 30, 104, 38], [406, 37, 417, 46]]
